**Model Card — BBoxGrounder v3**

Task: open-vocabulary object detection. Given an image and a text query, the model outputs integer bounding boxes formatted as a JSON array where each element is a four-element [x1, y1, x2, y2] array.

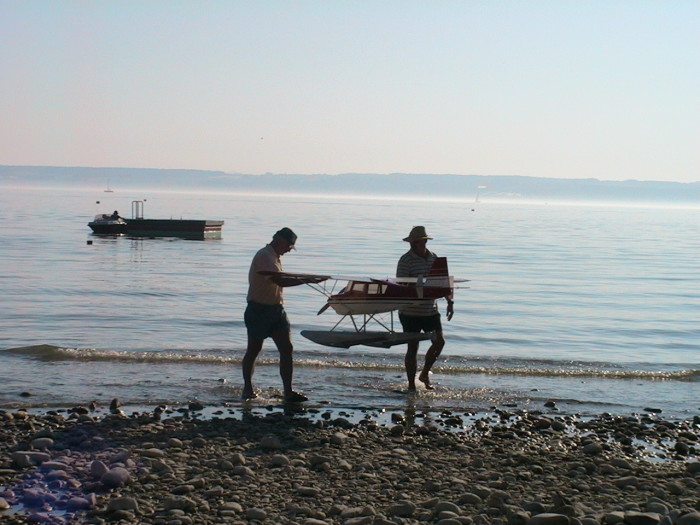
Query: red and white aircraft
[[259, 257, 465, 348]]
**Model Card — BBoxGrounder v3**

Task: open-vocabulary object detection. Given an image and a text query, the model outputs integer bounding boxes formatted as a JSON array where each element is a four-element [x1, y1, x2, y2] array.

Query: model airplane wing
[[257, 270, 332, 284], [391, 277, 470, 284]]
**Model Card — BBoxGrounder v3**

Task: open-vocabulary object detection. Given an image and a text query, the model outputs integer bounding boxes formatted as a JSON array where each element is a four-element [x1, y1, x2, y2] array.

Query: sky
[[1, 1, 698, 183]]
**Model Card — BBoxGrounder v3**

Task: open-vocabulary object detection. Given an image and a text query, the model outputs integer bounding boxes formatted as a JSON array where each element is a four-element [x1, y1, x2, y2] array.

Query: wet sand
[[1, 403, 699, 525]]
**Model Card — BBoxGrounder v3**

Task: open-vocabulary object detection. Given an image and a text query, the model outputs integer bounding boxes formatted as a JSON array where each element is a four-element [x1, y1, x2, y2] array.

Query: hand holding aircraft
[[259, 257, 466, 349]]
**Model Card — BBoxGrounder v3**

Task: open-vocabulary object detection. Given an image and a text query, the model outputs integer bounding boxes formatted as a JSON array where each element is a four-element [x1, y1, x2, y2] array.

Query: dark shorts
[[399, 312, 442, 333], [245, 302, 290, 340]]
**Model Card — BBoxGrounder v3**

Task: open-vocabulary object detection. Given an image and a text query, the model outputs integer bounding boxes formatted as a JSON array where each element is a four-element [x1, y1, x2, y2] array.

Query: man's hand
[[446, 301, 454, 321]]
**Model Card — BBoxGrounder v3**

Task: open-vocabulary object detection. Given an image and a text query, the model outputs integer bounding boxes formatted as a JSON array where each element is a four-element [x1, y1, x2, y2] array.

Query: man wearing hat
[[396, 226, 454, 391], [242, 227, 309, 403]]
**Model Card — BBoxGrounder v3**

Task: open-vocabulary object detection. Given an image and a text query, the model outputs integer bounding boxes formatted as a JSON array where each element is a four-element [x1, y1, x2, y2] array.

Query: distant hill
[[1, 165, 699, 205]]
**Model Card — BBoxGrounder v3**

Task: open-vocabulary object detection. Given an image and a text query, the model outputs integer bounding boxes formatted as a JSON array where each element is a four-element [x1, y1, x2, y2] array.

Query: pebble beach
[[1, 403, 699, 525]]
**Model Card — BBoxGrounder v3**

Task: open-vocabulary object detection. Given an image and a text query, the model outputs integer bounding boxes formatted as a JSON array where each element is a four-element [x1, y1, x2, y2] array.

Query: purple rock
[[22, 488, 45, 507], [66, 497, 93, 511], [100, 466, 130, 488]]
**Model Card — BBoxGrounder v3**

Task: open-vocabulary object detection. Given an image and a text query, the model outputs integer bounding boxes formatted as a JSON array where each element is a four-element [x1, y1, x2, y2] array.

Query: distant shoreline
[[2, 165, 699, 205]]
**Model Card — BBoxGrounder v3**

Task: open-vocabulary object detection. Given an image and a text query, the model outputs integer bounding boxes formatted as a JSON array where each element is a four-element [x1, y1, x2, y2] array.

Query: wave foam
[[5, 344, 697, 382]]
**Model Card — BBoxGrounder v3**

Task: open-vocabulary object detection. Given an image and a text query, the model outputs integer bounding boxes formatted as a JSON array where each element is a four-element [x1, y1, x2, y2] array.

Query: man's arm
[[265, 273, 328, 287], [396, 255, 410, 278], [269, 275, 306, 287]]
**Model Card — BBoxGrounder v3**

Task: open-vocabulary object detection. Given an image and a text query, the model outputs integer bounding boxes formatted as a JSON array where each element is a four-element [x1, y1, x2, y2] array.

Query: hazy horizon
[[1, 2, 698, 183], [2, 165, 698, 210], [2, 163, 699, 185], [5, 185, 700, 214]]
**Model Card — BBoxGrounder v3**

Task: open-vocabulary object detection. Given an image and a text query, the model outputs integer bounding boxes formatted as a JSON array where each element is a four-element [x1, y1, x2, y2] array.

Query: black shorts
[[245, 302, 290, 340], [399, 312, 442, 333]]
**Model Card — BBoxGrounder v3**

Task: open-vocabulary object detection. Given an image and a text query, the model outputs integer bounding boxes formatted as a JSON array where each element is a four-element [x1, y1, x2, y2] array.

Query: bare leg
[[405, 341, 419, 391], [242, 338, 263, 399], [419, 331, 445, 390], [271, 330, 294, 397]]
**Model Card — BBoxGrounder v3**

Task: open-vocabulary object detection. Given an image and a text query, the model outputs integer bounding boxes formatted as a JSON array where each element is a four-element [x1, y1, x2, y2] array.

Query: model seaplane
[[259, 257, 465, 349]]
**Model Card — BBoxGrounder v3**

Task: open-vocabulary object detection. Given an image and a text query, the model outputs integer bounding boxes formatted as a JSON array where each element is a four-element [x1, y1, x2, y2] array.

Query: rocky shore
[[1, 404, 699, 525]]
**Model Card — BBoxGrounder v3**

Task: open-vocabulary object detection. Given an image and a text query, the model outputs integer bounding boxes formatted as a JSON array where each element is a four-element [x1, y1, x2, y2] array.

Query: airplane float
[[259, 257, 466, 349]]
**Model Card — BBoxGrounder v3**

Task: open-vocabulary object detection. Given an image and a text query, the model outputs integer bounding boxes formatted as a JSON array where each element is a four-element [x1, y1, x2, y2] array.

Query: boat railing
[[131, 200, 144, 220]]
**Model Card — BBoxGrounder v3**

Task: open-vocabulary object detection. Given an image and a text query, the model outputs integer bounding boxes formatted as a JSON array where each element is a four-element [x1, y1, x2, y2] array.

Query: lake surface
[[1, 185, 698, 420]]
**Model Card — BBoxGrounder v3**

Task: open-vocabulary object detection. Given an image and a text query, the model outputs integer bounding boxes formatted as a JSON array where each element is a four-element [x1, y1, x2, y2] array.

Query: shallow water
[[0, 185, 698, 419]]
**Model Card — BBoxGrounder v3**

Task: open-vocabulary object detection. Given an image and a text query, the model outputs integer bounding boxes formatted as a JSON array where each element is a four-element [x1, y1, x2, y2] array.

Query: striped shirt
[[396, 249, 438, 316]]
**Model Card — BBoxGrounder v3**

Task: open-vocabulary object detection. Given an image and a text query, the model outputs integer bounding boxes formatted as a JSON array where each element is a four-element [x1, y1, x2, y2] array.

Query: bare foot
[[418, 372, 434, 390]]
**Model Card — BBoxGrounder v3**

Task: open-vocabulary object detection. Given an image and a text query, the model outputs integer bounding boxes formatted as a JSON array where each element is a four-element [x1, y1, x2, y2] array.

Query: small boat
[[88, 201, 224, 240], [88, 213, 128, 234]]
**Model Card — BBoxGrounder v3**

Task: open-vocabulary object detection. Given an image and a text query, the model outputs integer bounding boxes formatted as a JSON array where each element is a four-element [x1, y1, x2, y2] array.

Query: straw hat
[[403, 226, 433, 242]]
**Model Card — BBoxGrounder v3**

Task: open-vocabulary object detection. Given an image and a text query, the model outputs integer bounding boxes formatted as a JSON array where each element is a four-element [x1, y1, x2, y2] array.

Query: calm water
[[1, 185, 698, 420]]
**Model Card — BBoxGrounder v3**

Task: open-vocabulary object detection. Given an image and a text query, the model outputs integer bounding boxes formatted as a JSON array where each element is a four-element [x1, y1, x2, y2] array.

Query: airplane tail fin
[[426, 257, 453, 300], [429, 257, 449, 277]]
